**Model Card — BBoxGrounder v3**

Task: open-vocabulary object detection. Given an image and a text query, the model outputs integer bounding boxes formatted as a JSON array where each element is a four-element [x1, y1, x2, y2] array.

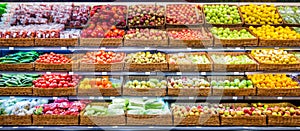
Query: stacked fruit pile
[[278, 6, 300, 24], [79, 76, 122, 89], [125, 52, 166, 64], [125, 28, 168, 40], [211, 27, 255, 39], [33, 74, 80, 88], [80, 50, 125, 64], [251, 49, 299, 64], [0, 74, 39, 87], [249, 25, 300, 39], [166, 4, 200, 25], [211, 54, 255, 64], [248, 74, 299, 89], [124, 78, 167, 89], [169, 53, 210, 65], [168, 28, 212, 40], [168, 77, 210, 89], [35, 52, 72, 64], [211, 79, 253, 89], [204, 5, 241, 24]]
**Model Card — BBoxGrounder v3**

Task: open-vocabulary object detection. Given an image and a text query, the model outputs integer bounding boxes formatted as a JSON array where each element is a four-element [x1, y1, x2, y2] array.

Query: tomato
[[41, 84, 47, 88]]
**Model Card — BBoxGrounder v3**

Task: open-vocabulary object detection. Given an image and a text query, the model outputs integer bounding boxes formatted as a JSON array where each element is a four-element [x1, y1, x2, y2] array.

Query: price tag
[[102, 72, 107, 75], [0, 126, 3, 128], [12, 127, 18, 129], [196, 127, 202, 129], [9, 96, 15, 99], [232, 96, 238, 100], [148, 126, 154, 128], [235, 47, 241, 50], [176, 72, 182, 75], [208, 47, 212, 50], [87, 126, 93, 128], [201, 72, 206, 75], [53, 97, 58, 100], [110, 96, 115, 99], [61, 47, 67, 50], [9, 47, 14, 50], [89, 96, 95, 100], [234, 72, 239, 75], [186, 48, 192, 50], [68, 72, 74, 75], [36, 126, 44, 128], [145, 72, 151, 75], [274, 47, 279, 50], [112, 126, 118, 128], [144, 47, 150, 50], [46, 72, 51, 74], [143, 97, 148, 99], [100, 47, 106, 50], [188, 97, 194, 100], [277, 97, 283, 100]]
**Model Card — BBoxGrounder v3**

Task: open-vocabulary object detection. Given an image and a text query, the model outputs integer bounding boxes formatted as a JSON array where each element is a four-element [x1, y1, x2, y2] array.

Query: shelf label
[[61, 47, 67, 50], [98, 96, 104, 100], [52, 97, 58, 100], [201, 72, 206, 75], [36, 126, 44, 128], [144, 47, 150, 50], [274, 47, 279, 50], [110, 96, 115, 99], [145, 72, 151, 75], [208, 47, 212, 50], [186, 48, 192, 50], [196, 127, 202, 129], [0, 126, 3, 128], [9, 47, 14, 50], [9, 96, 15, 99], [12, 127, 18, 129], [234, 72, 239, 75], [277, 97, 283, 100], [68, 72, 74, 75], [143, 97, 148, 99], [102, 72, 107, 75], [188, 97, 194, 100], [235, 47, 241, 50], [176, 72, 182, 75], [148, 126, 154, 128], [112, 126, 118, 128], [232, 96, 238, 100], [100, 47, 106, 50], [87, 126, 93, 128], [46, 72, 51, 74], [89, 96, 95, 100]]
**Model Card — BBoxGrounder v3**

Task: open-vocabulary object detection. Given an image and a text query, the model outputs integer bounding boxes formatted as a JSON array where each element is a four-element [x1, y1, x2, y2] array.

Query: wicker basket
[[213, 28, 258, 47], [207, 76, 256, 96], [35, 62, 74, 71], [80, 62, 124, 71], [0, 115, 32, 125], [168, 52, 213, 72], [0, 38, 35, 47], [208, 52, 258, 72], [167, 76, 211, 96], [257, 88, 300, 96], [80, 38, 123, 47], [124, 39, 168, 47], [123, 76, 166, 96], [33, 87, 76, 96], [124, 62, 168, 72], [35, 38, 78, 46], [172, 103, 219, 126], [0, 87, 32, 96], [168, 28, 213, 48], [0, 63, 34, 71], [221, 115, 267, 126], [126, 114, 172, 125], [258, 39, 300, 47], [203, 4, 244, 27], [33, 115, 78, 125], [78, 88, 122, 96], [240, 5, 284, 27], [80, 103, 126, 125], [165, 4, 204, 28], [263, 103, 299, 126]]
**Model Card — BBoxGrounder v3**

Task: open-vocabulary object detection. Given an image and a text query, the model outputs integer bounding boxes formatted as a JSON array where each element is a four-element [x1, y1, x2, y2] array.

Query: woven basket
[[80, 103, 126, 125], [33, 87, 76, 96], [124, 39, 168, 47], [208, 52, 258, 72], [80, 62, 124, 71], [172, 103, 219, 126], [168, 28, 213, 48], [0, 63, 34, 71], [166, 4, 204, 28], [213, 28, 258, 47], [173, 114, 219, 126], [203, 4, 244, 27], [33, 115, 78, 125], [268, 115, 300, 126], [35, 62, 74, 71], [0, 87, 32, 96], [80, 38, 123, 47], [259, 39, 300, 47], [35, 38, 78, 46], [123, 76, 166, 96], [221, 115, 267, 126], [126, 114, 172, 125], [257, 88, 300, 96], [0, 115, 32, 125], [240, 5, 284, 27], [0, 38, 35, 47], [168, 52, 213, 72], [124, 63, 168, 72], [78, 88, 122, 96]]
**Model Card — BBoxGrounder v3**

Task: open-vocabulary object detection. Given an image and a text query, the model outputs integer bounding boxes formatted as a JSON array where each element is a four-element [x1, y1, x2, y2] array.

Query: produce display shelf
[[3, 46, 300, 51], [245, 96, 300, 100], [0, 126, 299, 131]]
